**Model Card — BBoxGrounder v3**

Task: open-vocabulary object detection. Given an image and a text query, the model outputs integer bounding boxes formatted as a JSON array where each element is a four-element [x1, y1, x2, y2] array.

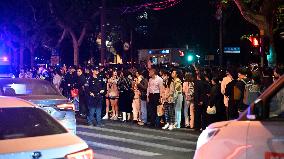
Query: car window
[[0, 107, 67, 140], [0, 81, 59, 96], [268, 87, 284, 119]]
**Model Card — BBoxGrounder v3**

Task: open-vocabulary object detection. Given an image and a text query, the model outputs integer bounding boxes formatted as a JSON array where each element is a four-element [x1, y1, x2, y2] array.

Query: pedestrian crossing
[[77, 122, 199, 159]]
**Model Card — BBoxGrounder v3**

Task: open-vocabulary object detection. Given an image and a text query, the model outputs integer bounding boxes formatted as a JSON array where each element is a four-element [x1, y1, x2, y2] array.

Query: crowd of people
[[16, 63, 284, 131]]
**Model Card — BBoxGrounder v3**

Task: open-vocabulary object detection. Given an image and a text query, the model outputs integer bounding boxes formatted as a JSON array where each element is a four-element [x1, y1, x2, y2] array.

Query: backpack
[[241, 79, 251, 105], [233, 85, 242, 101]]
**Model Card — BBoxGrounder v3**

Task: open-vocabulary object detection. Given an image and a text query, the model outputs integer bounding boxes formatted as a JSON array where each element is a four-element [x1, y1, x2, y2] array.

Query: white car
[[194, 75, 284, 159], [0, 96, 94, 159]]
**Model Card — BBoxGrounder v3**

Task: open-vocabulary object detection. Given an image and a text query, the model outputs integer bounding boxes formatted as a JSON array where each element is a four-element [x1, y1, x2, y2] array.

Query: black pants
[[194, 103, 207, 130], [164, 102, 175, 124], [147, 93, 160, 126], [79, 94, 88, 115]]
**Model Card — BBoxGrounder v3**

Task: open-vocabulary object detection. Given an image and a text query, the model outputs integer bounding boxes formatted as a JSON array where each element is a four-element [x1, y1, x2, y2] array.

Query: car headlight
[[196, 128, 219, 150]]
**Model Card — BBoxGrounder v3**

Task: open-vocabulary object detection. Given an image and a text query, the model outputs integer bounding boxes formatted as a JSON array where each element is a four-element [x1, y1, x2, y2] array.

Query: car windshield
[[0, 80, 60, 96], [0, 107, 67, 140]]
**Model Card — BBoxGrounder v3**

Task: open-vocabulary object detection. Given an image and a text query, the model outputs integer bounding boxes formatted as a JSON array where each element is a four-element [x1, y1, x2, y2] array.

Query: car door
[[247, 86, 284, 159]]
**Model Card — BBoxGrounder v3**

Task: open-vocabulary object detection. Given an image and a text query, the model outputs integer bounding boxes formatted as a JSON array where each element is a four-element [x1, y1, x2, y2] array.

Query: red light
[[179, 50, 184, 56], [252, 37, 259, 47], [65, 148, 94, 159]]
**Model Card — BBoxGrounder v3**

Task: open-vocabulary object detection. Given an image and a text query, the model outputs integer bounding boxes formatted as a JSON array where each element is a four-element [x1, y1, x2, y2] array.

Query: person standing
[[137, 70, 148, 126], [117, 70, 134, 122], [107, 71, 119, 120], [87, 67, 105, 126], [147, 68, 163, 127], [171, 70, 183, 129], [161, 71, 175, 130], [53, 70, 62, 92], [221, 69, 233, 118], [194, 72, 210, 131], [132, 77, 141, 123], [208, 77, 226, 124], [76, 68, 88, 117], [183, 73, 195, 128]]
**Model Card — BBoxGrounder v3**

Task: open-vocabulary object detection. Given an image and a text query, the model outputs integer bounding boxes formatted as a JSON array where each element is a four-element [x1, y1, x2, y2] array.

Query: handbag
[[206, 105, 216, 115], [71, 89, 79, 97], [157, 104, 164, 117]]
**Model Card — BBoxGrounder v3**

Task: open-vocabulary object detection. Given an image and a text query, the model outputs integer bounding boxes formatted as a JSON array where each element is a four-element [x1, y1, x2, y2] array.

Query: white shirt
[[147, 75, 163, 95], [221, 76, 232, 107]]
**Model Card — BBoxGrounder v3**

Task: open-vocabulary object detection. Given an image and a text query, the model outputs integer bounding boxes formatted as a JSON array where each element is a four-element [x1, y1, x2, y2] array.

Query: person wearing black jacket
[[194, 72, 210, 131], [76, 68, 88, 117], [137, 70, 148, 126], [87, 67, 105, 126], [60, 67, 76, 99], [208, 77, 226, 124]]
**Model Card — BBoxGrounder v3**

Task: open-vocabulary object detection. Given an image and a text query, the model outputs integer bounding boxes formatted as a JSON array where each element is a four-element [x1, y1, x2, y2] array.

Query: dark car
[[0, 78, 76, 134]]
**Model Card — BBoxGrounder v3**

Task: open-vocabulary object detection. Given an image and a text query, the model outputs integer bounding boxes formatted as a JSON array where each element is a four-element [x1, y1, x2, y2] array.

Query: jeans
[[184, 100, 194, 128], [87, 106, 102, 125], [175, 94, 183, 128], [141, 100, 147, 123]]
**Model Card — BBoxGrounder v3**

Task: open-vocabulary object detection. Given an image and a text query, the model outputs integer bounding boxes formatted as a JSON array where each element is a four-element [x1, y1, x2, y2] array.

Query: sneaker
[[168, 125, 174, 130], [162, 123, 170, 130], [102, 114, 109, 120], [137, 121, 145, 126], [113, 116, 118, 120], [110, 115, 115, 120]]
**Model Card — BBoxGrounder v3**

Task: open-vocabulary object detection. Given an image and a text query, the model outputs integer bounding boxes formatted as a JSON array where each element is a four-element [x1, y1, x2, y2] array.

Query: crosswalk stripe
[[95, 153, 122, 159], [78, 125, 196, 145], [86, 141, 162, 157], [106, 122, 199, 138], [78, 131, 194, 152]]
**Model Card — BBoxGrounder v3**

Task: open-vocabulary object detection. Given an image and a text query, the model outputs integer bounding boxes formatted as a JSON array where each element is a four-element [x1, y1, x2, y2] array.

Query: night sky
[[113, 0, 258, 53]]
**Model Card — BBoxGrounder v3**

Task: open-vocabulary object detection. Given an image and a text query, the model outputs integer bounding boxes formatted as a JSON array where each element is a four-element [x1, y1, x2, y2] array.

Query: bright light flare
[[1, 57, 8, 62]]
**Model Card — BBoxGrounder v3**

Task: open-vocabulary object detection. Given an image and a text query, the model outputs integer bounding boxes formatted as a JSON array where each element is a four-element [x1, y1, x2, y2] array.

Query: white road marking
[[86, 141, 161, 157], [77, 125, 196, 145], [78, 131, 194, 152], [95, 153, 122, 159], [106, 122, 199, 137]]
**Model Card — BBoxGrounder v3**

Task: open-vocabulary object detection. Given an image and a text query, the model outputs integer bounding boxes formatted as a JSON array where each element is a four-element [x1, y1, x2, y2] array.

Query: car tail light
[[65, 148, 94, 159], [56, 103, 75, 111]]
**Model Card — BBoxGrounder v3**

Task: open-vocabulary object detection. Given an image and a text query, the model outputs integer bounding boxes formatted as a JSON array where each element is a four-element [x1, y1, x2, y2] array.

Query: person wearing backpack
[[237, 68, 251, 111], [247, 74, 261, 104], [225, 69, 241, 120]]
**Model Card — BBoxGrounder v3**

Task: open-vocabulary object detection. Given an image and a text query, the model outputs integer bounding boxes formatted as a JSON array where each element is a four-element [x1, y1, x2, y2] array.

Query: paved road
[[77, 121, 200, 159]]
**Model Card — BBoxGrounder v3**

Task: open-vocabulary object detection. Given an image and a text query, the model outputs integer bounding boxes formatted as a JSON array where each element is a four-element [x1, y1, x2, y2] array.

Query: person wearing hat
[[87, 67, 106, 126]]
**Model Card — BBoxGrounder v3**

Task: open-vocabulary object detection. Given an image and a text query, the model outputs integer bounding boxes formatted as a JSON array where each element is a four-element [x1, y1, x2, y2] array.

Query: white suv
[[194, 75, 284, 159], [0, 96, 94, 159]]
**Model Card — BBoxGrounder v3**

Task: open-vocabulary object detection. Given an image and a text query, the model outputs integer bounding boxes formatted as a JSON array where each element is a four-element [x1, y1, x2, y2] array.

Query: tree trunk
[[19, 47, 24, 68], [233, 0, 276, 66], [73, 42, 79, 66], [30, 47, 35, 67]]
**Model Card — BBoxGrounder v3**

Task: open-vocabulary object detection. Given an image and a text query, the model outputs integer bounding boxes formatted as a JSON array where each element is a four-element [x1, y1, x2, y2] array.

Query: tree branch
[[28, 0, 37, 22], [233, 0, 266, 30], [78, 24, 87, 46], [56, 29, 67, 48], [68, 29, 78, 46]]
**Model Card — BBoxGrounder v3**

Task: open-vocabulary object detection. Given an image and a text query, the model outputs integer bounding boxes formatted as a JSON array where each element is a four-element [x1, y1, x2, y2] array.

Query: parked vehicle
[[194, 75, 284, 159], [0, 78, 76, 134]]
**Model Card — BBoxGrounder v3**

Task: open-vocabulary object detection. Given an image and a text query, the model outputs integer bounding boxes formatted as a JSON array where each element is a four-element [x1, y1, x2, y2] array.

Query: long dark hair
[[184, 72, 195, 83], [163, 71, 172, 88]]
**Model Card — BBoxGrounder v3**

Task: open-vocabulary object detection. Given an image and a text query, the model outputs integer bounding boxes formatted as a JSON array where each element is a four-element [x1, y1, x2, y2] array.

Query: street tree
[[220, 0, 282, 66], [48, 0, 100, 65]]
